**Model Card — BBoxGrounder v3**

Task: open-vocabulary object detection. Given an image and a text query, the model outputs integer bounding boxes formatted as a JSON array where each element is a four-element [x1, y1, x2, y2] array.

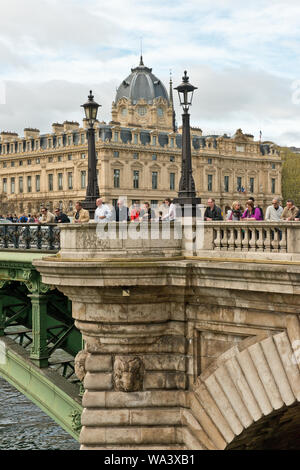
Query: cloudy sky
[[1, 0, 300, 145]]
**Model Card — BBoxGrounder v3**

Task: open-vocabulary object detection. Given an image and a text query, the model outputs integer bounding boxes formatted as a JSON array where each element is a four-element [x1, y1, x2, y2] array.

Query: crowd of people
[[204, 197, 300, 222], [1, 196, 300, 225]]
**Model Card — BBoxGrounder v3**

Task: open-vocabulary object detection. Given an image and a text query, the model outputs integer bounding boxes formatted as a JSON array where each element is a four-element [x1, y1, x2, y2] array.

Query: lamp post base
[[173, 196, 202, 218], [82, 197, 99, 219]]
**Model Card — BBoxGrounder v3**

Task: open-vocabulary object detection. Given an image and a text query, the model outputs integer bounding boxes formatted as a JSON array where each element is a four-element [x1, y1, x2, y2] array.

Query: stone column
[[28, 292, 49, 368], [62, 285, 187, 450]]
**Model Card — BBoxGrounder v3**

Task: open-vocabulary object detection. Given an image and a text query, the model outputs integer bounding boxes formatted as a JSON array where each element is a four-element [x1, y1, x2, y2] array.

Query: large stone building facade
[[0, 58, 281, 216]]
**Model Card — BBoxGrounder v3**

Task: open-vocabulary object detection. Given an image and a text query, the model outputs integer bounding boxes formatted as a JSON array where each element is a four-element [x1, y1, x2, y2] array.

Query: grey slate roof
[[115, 58, 169, 105]]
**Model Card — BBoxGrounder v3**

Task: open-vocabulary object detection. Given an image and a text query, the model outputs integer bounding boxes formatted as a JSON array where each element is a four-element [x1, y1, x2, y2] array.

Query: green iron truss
[[0, 253, 83, 440]]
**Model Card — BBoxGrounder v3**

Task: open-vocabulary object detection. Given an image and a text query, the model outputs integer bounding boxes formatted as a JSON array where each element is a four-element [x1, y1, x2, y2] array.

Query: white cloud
[[0, 0, 300, 144]]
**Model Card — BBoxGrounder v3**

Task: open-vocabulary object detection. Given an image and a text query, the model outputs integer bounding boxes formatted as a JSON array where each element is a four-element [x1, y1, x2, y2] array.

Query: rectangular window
[[68, 154, 72, 161], [249, 177, 254, 193], [224, 175, 229, 192], [27, 159, 31, 165], [152, 171, 158, 190], [114, 131, 119, 142], [81, 171, 86, 189], [35, 141, 39, 150], [27, 176, 32, 193], [152, 154, 157, 161], [133, 153, 139, 159], [272, 163, 276, 169], [58, 155, 62, 162], [11, 161, 15, 167], [48, 139, 52, 148], [237, 177, 242, 191], [3, 178, 7, 193], [48, 173, 53, 191], [170, 156, 175, 162], [19, 176, 23, 193], [58, 173, 63, 190], [11, 177, 15, 194], [36, 175, 40, 192], [208, 158, 212, 164], [114, 169, 120, 188], [133, 170, 139, 189], [48, 156, 53, 163], [68, 136, 72, 145], [134, 134, 138, 144], [81, 134, 85, 144], [36, 158, 40, 164], [152, 136, 157, 146], [3, 162, 6, 168], [271, 178, 276, 194], [170, 137, 174, 148], [151, 200, 158, 208], [113, 151, 119, 158], [19, 143, 22, 152], [81, 153, 86, 159], [208, 174, 213, 192], [170, 173, 175, 190], [68, 172, 73, 190], [58, 137, 62, 146]]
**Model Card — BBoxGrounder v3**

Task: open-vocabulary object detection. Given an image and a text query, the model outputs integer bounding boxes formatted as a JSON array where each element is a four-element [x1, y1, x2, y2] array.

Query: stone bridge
[[30, 220, 300, 450]]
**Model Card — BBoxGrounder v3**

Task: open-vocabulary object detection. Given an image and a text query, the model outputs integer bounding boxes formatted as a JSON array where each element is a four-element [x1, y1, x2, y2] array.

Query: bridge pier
[[56, 285, 187, 449], [34, 222, 300, 449]]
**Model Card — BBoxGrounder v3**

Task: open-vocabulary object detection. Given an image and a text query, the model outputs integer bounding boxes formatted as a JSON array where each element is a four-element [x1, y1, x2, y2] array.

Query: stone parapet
[[58, 221, 183, 259]]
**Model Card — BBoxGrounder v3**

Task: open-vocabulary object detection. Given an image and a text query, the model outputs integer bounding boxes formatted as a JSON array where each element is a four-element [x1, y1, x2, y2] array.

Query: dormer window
[[121, 108, 127, 116], [157, 107, 164, 117], [138, 106, 147, 116]]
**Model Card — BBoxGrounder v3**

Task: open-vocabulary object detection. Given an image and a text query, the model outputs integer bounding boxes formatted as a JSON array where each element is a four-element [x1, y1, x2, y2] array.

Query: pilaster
[[61, 285, 187, 449]]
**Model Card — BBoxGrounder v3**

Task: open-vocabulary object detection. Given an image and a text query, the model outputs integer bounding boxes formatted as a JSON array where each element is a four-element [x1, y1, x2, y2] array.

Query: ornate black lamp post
[[81, 90, 101, 217], [173, 71, 201, 216]]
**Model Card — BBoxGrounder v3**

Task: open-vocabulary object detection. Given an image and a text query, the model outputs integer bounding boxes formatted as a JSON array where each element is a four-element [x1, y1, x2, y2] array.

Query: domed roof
[[115, 56, 169, 105]]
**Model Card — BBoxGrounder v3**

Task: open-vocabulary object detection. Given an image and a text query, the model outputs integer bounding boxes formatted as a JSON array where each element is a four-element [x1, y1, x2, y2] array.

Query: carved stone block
[[113, 356, 144, 392]]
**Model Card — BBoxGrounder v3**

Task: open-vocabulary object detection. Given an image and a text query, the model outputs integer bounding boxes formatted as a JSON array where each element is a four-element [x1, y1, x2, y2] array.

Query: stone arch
[[185, 332, 300, 450]]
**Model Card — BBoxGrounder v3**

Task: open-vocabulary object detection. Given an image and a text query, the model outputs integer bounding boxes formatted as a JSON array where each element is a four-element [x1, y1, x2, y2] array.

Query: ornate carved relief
[[74, 350, 88, 382], [113, 355, 144, 392]]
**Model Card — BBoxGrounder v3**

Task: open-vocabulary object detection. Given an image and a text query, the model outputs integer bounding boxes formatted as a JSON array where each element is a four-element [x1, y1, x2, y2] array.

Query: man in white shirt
[[94, 198, 111, 222], [265, 199, 283, 221], [162, 198, 176, 221]]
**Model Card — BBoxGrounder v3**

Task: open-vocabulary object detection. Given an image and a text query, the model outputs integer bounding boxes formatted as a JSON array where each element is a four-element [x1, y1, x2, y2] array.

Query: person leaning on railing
[[204, 198, 223, 221], [226, 201, 242, 221], [241, 200, 263, 221], [39, 207, 55, 224], [265, 199, 283, 221], [54, 208, 70, 223], [280, 199, 299, 221], [73, 201, 90, 224]]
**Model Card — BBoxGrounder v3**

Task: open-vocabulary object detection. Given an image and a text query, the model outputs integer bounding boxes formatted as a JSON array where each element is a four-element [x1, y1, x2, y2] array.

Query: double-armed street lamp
[[81, 90, 101, 217], [173, 71, 201, 217]]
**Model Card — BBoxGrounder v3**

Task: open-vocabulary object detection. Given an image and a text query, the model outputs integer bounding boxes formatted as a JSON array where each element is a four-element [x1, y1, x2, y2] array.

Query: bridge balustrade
[[0, 223, 60, 252], [198, 221, 300, 255], [0, 221, 300, 257]]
